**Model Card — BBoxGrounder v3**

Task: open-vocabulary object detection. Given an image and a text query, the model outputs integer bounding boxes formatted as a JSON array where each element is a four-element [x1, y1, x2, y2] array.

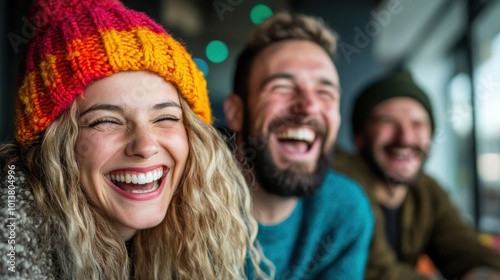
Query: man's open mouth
[[275, 127, 316, 153]]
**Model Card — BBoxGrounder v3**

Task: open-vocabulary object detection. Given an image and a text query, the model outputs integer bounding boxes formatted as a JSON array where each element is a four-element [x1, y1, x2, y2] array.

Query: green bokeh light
[[250, 4, 273, 25], [205, 40, 228, 64]]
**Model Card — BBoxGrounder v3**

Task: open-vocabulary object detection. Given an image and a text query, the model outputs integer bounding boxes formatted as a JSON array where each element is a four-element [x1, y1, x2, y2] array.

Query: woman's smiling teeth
[[109, 167, 164, 193]]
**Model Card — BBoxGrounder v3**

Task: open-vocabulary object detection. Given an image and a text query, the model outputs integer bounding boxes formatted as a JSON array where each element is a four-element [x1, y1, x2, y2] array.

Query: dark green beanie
[[352, 70, 435, 136]]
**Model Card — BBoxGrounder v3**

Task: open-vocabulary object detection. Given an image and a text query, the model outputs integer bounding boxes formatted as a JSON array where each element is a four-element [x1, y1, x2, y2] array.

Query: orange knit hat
[[15, 0, 212, 144]]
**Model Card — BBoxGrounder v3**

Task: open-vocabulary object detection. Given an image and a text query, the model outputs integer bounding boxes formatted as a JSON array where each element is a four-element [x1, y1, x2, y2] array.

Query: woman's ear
[[224, 94, 244, 133]]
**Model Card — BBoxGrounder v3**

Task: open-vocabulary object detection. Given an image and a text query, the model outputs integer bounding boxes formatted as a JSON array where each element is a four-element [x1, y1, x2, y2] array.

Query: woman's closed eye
[[88, 117, 121, 127], [154, 115, 181, 123]]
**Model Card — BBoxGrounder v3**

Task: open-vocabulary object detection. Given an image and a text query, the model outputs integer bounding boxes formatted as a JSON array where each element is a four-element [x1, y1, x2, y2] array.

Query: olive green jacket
[[333, 151, 500, 280]]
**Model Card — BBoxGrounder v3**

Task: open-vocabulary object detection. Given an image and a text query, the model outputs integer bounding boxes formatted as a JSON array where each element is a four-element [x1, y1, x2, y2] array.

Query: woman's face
[[75, 71, 189, 241]]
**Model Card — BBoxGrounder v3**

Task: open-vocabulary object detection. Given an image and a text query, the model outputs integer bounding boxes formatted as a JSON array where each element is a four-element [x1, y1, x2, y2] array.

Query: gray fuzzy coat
[[0, 173, 57, 279]]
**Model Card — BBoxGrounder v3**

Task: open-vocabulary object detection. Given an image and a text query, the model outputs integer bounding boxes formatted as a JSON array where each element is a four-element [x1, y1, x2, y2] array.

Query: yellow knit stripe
[[16, 71, 52, 143], [100, 27, 212, 123], [40, 54, 62, 89]]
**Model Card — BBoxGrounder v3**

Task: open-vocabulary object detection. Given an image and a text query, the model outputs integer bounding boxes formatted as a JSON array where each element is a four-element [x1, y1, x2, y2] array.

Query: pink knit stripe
[[23, 8, 166, 74], [64, 7, 166, 39], [92, 7, 165, 34]]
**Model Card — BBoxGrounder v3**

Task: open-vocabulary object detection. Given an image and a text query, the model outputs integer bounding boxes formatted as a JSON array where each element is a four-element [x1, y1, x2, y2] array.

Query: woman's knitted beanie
[[15, 0, 212, 144]]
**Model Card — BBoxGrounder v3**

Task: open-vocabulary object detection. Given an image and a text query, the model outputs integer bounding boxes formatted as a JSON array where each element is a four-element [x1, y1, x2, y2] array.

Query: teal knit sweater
[[250, 170, 374, 280]]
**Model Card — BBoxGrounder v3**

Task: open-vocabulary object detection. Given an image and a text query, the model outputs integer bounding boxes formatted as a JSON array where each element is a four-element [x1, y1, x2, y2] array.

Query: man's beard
[[242, 115, 330, 197], [360, 139, 428, 187]]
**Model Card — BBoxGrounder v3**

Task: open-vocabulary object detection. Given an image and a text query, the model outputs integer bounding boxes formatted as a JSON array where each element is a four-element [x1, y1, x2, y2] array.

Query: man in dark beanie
[[334, 70, 500, 280]]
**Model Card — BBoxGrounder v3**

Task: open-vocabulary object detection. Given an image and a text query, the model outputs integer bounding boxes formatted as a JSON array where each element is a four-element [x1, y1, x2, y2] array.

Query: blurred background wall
[[1, 0, 499, 236]]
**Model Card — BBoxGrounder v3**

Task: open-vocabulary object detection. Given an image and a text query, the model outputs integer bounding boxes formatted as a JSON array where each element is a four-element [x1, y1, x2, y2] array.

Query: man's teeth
[[276, 128, 315, 143], [110, 168, 164, 184]]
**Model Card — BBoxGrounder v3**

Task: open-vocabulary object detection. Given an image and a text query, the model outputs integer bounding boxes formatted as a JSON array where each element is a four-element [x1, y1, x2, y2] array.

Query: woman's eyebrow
[[153, 101, 181, 110], [79, 104, 124, 118]]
